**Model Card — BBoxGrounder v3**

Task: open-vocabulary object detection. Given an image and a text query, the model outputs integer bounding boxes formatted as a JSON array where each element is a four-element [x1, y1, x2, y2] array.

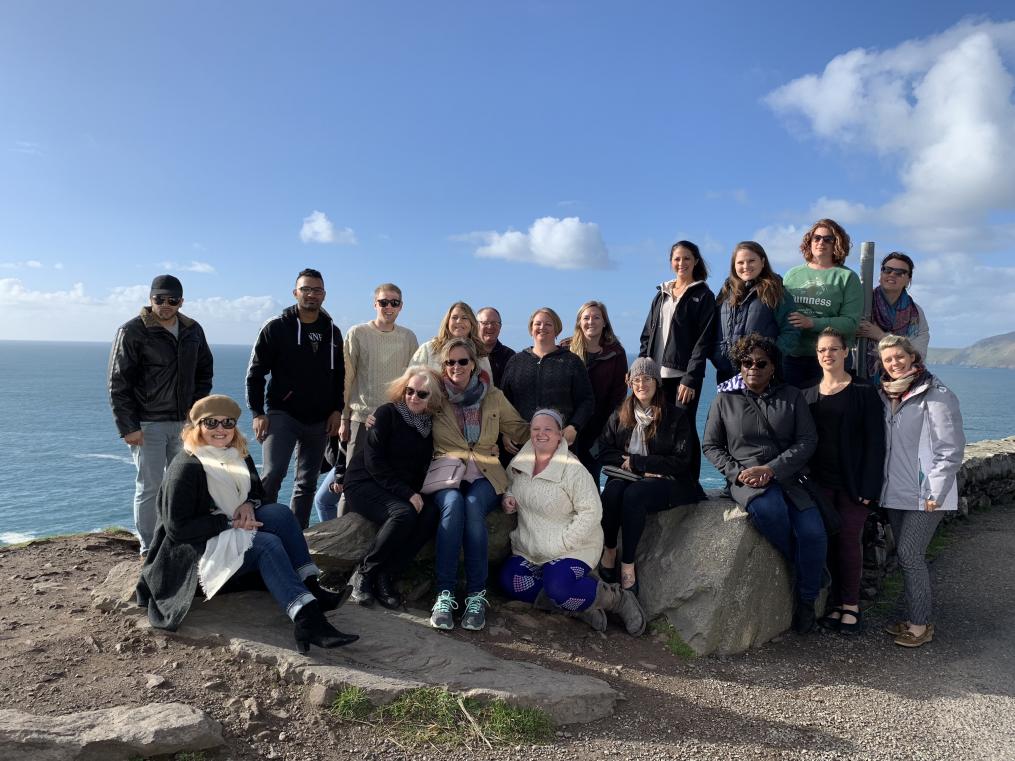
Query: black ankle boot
[[374, 572, 403, 610], [350, 569, 375, 607], [304, 576, 352, 612], [293, 601, 358, 654], [792, 599, 816, 634]]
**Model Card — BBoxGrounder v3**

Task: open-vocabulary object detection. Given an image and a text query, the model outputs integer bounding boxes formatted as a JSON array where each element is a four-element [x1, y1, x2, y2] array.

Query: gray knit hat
[[628, 357, 661, 382]]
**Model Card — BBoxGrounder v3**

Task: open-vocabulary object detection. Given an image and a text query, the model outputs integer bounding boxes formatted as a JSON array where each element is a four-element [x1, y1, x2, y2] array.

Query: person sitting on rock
[[344, 366, 443, 610], [596, 357, 705, 597], [702, 333, 825, 634], [136, 395, 358, 654], [428, 338, 530, 632], [499, 409, 647, 636]]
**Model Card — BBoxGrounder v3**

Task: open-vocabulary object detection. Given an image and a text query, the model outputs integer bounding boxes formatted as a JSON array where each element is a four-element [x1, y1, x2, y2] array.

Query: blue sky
[[2, 3, 1014, 350]]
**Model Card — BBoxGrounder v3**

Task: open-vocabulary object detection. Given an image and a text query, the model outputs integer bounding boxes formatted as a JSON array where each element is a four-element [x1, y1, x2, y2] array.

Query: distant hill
[[928, 331, 1015, 369]]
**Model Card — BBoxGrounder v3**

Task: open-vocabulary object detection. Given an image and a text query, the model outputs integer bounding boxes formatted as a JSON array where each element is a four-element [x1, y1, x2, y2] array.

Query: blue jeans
[[314, 466, 341, 523], [130, 420, 184, 554], [433, 478, 498, 595], [234, 503, 318, 620], [746, 484, 827, 602]]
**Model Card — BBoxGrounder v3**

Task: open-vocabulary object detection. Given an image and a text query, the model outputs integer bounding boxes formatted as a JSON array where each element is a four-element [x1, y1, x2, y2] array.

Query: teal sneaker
[[429, 590, 458, 630], [461, 589, 488, 632]]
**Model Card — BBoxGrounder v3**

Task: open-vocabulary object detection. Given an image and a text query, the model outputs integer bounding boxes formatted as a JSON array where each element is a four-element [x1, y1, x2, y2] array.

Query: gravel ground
[[1, 504, 1012, 761]]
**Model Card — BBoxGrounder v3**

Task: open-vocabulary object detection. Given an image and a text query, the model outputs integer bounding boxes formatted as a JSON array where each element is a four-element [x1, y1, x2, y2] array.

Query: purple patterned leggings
[[499, 555, 598, 611]]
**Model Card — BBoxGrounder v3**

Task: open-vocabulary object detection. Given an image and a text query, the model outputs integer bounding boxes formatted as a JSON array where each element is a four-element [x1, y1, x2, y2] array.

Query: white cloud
[[10, 141, 42, 156], [462, 216, 613, 270], [1, 259, 49, 270], [299, 210, 357, 245], [765, 19, 1015, 252], [751, 224, 807, 266], [158, 260, 216, 274]]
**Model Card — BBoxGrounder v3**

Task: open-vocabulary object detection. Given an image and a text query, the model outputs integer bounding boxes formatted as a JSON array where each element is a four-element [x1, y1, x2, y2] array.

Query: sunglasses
[[881, 265, 910, 277], [404, 387, 430, 400], [152, 295, 182, 306], [444, 358, 471, 367], [200, 418, 237, 429], [297, 286, 325, 295], [376, 298, 402, 308], [812, 234, 835, 244], [740, 359, 770, 370]]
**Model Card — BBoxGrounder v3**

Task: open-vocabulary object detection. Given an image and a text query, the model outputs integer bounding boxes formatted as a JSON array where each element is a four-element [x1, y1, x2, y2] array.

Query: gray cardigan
[[702, 382, 817, 510]]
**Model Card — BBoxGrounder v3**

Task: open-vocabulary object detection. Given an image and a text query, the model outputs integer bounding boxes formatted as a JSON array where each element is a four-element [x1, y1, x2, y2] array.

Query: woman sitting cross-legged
[[136, 395, 358, 654], [428, 338, 530, 632], [499, 409, 647, 636], [702, 334, 826, 634], [596, 357, 706, 596], [344, 365, 443, 609]]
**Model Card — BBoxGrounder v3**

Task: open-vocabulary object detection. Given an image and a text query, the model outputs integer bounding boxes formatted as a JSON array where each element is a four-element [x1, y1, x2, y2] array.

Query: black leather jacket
[[108, 308, 214, 436]]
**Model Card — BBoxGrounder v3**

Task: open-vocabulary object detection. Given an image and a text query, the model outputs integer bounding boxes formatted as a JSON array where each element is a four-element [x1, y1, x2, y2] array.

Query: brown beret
[[189, 395, 242, 425]]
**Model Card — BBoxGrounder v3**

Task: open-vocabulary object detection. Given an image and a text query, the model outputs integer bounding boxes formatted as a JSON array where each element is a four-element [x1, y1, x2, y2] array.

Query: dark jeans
[[817, 484, 869, 607], [746, 484, 827, 602], [344, 480, 438, 577], [601, 477, 699, 564], [661, 378, 702, 482], [260, 410, 328, 530]]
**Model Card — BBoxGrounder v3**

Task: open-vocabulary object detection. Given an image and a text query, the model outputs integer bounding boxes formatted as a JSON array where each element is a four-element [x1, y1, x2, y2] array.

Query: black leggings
[[344, 480, 438, 577], [601, 477, 699, 564]]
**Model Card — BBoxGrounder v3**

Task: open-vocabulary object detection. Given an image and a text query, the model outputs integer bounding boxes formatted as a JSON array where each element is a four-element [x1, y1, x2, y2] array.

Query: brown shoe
[[883, 621, 909, 636], [894, 624, 934, 648]]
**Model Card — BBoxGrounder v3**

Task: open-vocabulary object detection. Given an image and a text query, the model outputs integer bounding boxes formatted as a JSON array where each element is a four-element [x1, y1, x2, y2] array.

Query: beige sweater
[[343, 322, 418, 423], [506, 440, 603, 568]]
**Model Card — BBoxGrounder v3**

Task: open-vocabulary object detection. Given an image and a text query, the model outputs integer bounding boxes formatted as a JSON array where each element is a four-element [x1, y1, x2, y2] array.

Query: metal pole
[[855, 241, 875, 375]]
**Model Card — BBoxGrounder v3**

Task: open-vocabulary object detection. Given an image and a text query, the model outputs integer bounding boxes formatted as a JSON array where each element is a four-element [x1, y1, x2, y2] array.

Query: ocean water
[[0, 339, 1011, 546]]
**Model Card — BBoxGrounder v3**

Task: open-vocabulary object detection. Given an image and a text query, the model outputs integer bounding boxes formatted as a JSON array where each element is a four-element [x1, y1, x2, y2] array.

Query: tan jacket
[[432, 388, 529, 494]]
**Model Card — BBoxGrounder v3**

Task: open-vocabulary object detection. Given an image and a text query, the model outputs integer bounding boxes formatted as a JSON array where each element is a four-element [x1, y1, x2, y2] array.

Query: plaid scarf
[[866, 287, 921, 378], [445, 371, 490, 445]]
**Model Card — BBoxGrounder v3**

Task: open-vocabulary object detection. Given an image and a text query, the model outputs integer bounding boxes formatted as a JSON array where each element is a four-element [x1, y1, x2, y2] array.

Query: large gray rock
[[636, 497, 795, 656], [0, 702, 223, 761], [307, 509, 516, 572], [163, 590, 617, 725]]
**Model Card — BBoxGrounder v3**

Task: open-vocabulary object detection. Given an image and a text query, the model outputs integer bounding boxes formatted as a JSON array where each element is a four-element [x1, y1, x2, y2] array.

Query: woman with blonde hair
[[783, 219, 862, 387], [560, 300, 628, 478], [411, 301, 492, 379], [345, 366, 443, 610], [137, 395, 358, 653], [501, 307, 594, 450], [712, 241, 799, 384]]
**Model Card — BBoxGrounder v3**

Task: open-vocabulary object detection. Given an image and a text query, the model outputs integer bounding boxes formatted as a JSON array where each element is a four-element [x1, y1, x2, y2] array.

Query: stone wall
[[956, 436, 1015, 515]]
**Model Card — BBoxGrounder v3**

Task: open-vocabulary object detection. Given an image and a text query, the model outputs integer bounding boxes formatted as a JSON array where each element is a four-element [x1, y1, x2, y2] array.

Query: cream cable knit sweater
[[506, 440, 603, 568], [343, 323, 418, 423]]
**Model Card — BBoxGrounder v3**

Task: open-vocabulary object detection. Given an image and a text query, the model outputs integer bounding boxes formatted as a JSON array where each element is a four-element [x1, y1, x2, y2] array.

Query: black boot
[[350, 569, 375, 607], [792, 598, 816, 634], [304, 576, 352, 612], [373, 572, 403, 610], [293, 601, 358, 654]]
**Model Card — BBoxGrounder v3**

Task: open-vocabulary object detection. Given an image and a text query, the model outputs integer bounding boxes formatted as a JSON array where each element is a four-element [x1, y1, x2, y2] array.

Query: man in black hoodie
[[246, 269, 345, 529]]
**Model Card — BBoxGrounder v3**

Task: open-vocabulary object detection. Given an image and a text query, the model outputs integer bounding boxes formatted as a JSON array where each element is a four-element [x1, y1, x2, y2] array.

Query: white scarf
[[627, 405, 654, 457], [190, 444, 256, 600]]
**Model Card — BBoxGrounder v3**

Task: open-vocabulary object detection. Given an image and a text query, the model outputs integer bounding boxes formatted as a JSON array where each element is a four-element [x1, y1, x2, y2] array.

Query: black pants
[[601, 477, 701, 564], [661, 378, 702, 482], [344, 480, 438, 577]]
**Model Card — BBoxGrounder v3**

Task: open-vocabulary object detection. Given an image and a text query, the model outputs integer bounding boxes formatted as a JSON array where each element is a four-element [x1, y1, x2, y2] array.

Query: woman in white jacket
[[499, 409, 646, 636], [878, 335, 964, 648]]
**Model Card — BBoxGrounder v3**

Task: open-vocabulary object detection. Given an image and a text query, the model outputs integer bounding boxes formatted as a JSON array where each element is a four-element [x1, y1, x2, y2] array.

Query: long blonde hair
[[431, 301, 488, 357], [568, 301, 619, 361]]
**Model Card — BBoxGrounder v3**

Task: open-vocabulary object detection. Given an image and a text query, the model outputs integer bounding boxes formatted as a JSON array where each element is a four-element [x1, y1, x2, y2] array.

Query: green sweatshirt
[[782, 264, 862, 357]]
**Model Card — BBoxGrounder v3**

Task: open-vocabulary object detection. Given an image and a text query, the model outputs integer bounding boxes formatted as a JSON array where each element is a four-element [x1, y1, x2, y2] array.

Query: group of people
[[110, 217, 963, 654]]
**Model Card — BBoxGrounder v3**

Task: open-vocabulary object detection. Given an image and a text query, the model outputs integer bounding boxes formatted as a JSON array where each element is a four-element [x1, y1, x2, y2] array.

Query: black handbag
[[743, 394, 841, 536]]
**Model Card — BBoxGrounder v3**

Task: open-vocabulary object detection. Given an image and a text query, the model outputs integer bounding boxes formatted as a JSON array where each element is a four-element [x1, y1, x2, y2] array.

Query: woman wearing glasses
[[137, 395, 359, 654], [702, 334, 825, 634], [428, 338, 530, 632], [596, 358, 705, 596], [783, 219, 863, 387], [343, 366, 443, 610], [411, 301, 493, 379], [501, 307, 595, 452], [856, 253, 929, 381]]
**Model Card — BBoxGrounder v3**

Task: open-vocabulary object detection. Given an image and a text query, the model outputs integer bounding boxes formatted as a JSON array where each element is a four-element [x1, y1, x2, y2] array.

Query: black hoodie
[[245, 305, 345, 424]]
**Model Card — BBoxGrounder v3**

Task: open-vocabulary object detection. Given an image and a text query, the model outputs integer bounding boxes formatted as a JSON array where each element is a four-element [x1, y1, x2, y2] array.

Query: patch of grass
[[330, 686, 553, 748], [649, 617, 696, 659], [926, 526, 955, 559], [331, 686, 373, 721]]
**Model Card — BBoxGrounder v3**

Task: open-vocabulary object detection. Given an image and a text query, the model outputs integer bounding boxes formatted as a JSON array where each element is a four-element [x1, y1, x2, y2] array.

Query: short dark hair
[[881, 252, 914, 277], [671, 240, 709, 281], [729, 332, 782, 380], [296, 268, 324, 284]]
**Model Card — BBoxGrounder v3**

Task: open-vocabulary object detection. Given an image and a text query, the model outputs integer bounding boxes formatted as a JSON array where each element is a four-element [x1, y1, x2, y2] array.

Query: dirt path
[[1, 505, 1012, 760]]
